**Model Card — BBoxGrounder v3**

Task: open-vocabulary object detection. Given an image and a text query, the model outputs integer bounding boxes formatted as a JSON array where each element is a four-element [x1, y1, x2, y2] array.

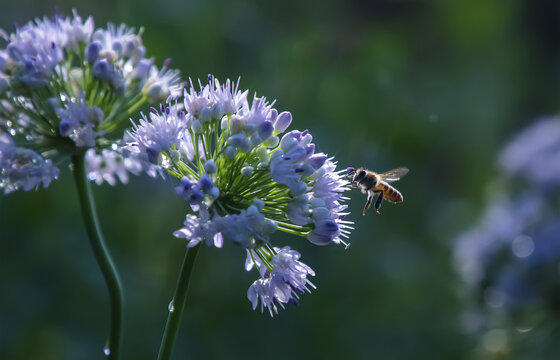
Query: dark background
[[1, 0, 558, 359]]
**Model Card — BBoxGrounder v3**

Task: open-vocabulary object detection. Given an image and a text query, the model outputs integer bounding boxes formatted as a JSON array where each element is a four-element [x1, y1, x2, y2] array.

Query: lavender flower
[[125, 76, 353, 314], [454, 115, 560, 353], [500, 117, 560, 188], [0, 131, 59, 194], [246, 246, 315, 316], [0, 10, 183, 194]]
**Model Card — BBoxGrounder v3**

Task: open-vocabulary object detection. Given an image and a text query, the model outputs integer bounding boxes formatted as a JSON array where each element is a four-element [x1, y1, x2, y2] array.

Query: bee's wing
[[378, 167, 409, 182]]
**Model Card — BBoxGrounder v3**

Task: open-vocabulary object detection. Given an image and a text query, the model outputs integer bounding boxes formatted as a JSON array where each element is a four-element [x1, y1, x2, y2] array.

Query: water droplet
[[168, 299, 175, 312], [103, 344, 111, 356]]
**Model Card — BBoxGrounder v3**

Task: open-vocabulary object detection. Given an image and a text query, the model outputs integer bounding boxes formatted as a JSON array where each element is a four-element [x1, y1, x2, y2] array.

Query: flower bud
[[112, 40, 123, 56], [224, 146, 237, 159], [312, 207, 331, 220], [274, 111, 292, 133], [188, 187, 204, 205], [192, 119, 203, 134], [268, 108, 278, 123], [209, 187, 220, 199], [310, 198, 326, 209], [258, 120, 274, 141], [198, 174, 214, 192], [308, 154, 327, 170], [301, 133, 313, 146], [132, 59, 152, 80], [199, 106, 212, 124], [308, 219, 338, 246], [204, 159, 217, 174], [92, 59, 112, 80], [241, 166, 254, 177], [227, 133, 246, 148], [85, 41, 101, 63], [264, 135, 279, 148], [212, 102, 224, 120], [229, 115, 244, 134], [59, 119, 73, 136], [221, 117, 228, 131]]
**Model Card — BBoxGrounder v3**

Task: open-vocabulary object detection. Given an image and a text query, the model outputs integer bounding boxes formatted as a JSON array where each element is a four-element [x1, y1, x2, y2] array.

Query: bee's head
[[353, 167, 366, 182]]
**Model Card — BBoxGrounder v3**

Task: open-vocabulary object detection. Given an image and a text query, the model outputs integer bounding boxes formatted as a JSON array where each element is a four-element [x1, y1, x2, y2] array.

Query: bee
[[347, 167, 409, 215]]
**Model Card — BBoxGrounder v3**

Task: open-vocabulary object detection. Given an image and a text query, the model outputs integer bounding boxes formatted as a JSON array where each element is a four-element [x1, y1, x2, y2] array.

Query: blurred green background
[[0, 0, 558, 359]]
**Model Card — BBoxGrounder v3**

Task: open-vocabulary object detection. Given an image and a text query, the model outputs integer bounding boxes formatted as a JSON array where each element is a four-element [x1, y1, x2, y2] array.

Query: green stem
[[72, 154, 124, 360], [157, 244, 201, 360]]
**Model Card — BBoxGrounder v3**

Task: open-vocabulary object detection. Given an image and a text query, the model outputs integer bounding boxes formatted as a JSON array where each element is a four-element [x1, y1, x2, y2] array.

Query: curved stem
[[157, 244, 201, 360], [72, 154, 124, 360]]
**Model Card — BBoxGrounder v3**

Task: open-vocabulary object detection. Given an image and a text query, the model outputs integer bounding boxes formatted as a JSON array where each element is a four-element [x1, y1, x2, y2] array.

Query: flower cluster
[[454, 117, 560, 355], [0, 131, 59, 194], [125, 76, 353, 315], [0, 10, 182, 193]]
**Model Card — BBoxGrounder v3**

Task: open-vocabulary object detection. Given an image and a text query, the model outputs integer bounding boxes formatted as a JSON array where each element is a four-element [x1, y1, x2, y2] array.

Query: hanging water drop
[[168, 299, 175, 312], [103, 344, 111, 356]]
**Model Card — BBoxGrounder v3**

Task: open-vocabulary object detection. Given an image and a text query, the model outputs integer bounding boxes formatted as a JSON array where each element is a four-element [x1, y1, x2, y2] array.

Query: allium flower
[[125, 76, 353, 314], [246, 246, 316, 316], [454, 116, 560, 355], [0, 10, 182, 192]]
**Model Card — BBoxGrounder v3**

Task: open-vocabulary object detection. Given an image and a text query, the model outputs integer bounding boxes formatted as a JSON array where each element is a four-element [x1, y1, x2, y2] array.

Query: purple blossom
[[500, 117, 560, 187], [56, 93, 104, 147], [247, 247, 315, 316], [173, 205, 223, 248], [0, 132, 60, 193], [126, 105, 186, 158]]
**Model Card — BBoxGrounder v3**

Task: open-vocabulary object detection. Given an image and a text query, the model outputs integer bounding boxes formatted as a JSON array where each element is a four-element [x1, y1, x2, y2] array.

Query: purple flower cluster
[[455, 116, 560, 341], [125, 76, 353, 314], [246, 247, 315, 316], [0, 10, 182, 193], [0, 131, 59, 194]]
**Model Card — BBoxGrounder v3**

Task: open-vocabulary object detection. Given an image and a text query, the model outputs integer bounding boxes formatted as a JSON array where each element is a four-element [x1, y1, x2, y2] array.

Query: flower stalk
[[72, 153, 124, 360], [157, 244, 201, 360]]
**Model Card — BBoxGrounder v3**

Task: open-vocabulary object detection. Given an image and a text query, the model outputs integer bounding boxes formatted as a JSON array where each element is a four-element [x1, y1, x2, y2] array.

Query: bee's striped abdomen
[[381, 182, 403, 203]]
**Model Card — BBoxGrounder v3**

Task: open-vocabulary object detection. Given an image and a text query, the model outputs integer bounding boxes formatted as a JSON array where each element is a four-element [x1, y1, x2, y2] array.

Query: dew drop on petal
[[168, 299, 174, 312]]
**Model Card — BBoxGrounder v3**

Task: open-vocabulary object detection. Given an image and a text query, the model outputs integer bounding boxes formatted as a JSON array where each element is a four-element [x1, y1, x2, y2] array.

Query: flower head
[[454, 115, 560, 347], [0, 10, 182, 194], [125, 76, 353, 314]]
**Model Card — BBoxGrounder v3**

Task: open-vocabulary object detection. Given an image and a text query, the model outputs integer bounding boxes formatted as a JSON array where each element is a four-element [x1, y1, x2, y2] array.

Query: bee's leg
[[363, 192, 374, 216], [348, 184, 359, 188], [374, 190, 384, 214]]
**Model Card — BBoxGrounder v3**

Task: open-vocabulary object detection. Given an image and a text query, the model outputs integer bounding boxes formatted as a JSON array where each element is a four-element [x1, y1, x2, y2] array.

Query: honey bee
[[347, 167, 409, 215]]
